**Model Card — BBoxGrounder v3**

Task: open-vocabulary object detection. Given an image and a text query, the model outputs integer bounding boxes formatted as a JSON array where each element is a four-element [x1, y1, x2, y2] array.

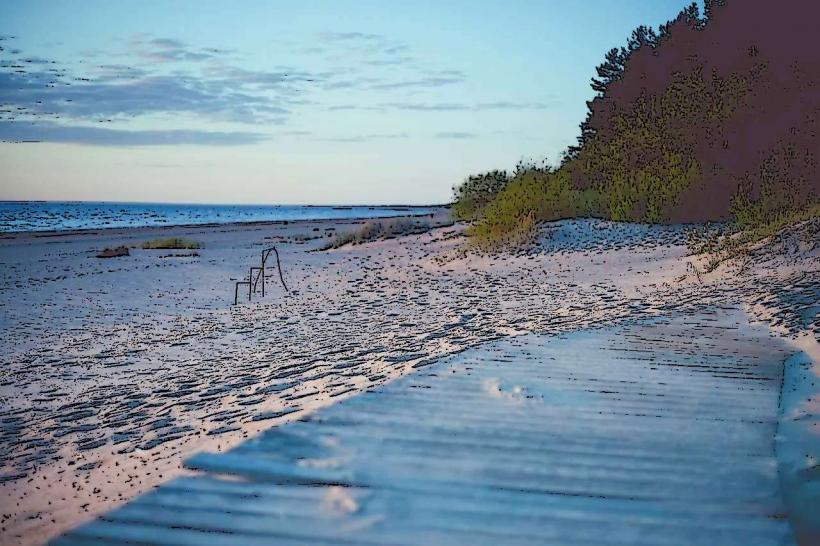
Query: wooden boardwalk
[[54, 307, 797, 545]]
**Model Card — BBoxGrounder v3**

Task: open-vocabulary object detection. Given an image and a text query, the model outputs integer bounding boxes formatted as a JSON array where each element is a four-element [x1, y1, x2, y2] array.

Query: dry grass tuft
[[140, 237, 201, 250], [319, 216, 453, 250]]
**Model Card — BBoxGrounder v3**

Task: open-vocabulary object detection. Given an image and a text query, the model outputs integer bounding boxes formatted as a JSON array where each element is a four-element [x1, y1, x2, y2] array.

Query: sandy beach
[[3, 0, 820, 543], [1, 213, 817, 545]]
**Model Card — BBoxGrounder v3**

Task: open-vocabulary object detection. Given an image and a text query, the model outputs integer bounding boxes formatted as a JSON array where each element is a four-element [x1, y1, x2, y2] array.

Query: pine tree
[[703, 0, 726, 22], [683, 2, 704, 29], [627, 25, 659, 51], [591, 47, 628, 94]]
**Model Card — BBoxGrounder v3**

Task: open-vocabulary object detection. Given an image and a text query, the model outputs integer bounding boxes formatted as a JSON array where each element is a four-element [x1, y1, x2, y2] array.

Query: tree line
[[455, 0, 819, 245]]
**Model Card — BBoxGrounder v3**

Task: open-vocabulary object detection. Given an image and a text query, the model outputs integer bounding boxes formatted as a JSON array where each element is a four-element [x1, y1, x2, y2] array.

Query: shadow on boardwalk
[[55, 307, 797, 545]]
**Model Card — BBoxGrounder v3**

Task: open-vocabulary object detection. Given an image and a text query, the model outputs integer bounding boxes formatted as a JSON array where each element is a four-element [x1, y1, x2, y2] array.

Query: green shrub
[[731, 145, 818, 229], [468, 170, 588, 248], [452, 170, 510, 221]]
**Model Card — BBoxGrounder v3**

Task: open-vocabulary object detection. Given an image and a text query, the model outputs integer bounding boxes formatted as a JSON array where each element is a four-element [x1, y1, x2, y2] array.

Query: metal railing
[[234, 246, 289, 305]]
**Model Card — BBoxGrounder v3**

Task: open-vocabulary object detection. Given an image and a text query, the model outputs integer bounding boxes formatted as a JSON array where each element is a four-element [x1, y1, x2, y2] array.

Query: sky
[[1, 0, 698, 205]]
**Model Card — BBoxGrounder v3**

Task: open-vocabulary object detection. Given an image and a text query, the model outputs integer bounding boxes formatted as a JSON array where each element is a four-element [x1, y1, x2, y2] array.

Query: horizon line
[[0, 199, 451, 208]]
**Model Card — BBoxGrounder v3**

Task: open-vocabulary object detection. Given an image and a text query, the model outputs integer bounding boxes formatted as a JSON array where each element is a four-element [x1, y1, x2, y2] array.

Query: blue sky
[[1, 0, 698, 204]]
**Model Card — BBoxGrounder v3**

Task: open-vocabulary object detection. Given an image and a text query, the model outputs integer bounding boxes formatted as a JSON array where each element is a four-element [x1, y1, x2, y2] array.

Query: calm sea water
[[0, 202, 438, 233]]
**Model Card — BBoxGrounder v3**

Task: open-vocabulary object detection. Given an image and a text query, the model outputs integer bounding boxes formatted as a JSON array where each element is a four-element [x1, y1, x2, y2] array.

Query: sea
[[0, 201, 438, 233]]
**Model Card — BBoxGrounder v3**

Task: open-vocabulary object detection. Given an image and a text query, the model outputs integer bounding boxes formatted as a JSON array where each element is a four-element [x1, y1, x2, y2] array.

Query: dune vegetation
[[455, 0, 820, 248], [140, 237, 201, 250], [320, 215, 454, 250]]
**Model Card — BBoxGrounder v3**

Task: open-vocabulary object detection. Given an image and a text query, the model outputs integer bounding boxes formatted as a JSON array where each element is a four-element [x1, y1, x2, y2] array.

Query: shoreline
[[0, 204, 449, 237], [2, 213, 441, 238]]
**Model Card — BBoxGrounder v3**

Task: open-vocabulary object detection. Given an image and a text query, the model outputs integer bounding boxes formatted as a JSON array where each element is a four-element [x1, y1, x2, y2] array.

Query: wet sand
[[1, 215, 817, 545]]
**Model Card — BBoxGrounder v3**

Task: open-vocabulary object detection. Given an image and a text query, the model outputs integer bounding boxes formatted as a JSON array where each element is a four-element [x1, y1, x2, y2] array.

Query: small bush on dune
[[140, 237, 201, 250], [452, 159, 555, 223], [452, 170, 510, 221], [731, 145, 818, 230], [467, 169, 594, 249]]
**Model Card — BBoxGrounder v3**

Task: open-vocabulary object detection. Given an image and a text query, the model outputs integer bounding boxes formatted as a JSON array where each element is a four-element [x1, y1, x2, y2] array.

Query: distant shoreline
[[1, 211, 447, 239], [0, 202, 450, 236], [0, 199, 448, 208]]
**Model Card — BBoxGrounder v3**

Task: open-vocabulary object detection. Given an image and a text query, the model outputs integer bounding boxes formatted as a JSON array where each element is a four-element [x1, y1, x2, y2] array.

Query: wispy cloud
[[0, 121, 266, 146], [435, 131, 475, 139], [317, 132, 408, 143], [128, 35, 233, 63], [0, 30, 546, 147], [0, 31, 468, 136], [382, 101, 555, 111], [384, 102, 468, 112], [325, 104, 384, 112], [311, 31, 415, 70], [0, 70, 291, 125], [316, 31, 383, 43], [370, 75, 464, 91]]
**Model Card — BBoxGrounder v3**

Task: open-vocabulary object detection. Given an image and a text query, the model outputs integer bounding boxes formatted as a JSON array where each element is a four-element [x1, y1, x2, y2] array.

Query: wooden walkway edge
[[54, 306, 797, 545]]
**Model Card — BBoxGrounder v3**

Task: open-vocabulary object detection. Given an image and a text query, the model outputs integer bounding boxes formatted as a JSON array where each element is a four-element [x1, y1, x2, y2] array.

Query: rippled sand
[[0, 216, 816, 544]]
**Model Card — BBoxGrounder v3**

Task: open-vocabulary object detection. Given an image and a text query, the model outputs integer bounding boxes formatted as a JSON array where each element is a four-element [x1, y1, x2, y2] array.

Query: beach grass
[[96, 246, 130, 258], [686, 202, 820, 274], [320, 216, 453, 250], [140, 237, 201, 250]]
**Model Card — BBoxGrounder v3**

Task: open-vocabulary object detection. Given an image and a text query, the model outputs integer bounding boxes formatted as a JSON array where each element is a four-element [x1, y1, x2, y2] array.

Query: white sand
[[0, 216, 816, 544]]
